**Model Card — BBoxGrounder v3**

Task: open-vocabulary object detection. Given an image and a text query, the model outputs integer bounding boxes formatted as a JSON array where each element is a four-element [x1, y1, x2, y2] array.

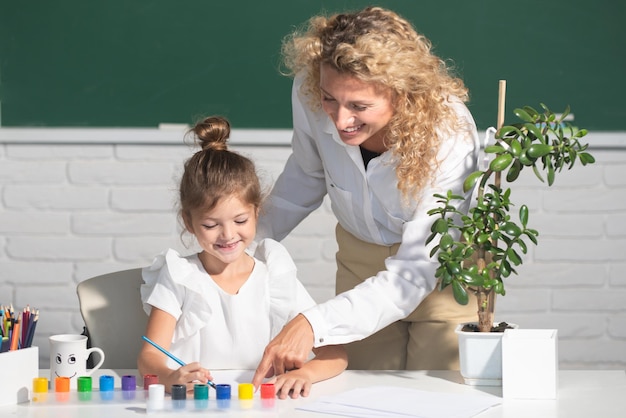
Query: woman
[[253, 6, 479, 384]]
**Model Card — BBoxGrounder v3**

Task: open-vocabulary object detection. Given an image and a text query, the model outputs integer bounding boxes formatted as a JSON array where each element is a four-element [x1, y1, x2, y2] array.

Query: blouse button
[[319, 337, 324, 343]]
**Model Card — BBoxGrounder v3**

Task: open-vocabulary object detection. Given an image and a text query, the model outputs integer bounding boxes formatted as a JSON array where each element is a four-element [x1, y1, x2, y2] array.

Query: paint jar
[[216, 384, 231, 409], [194, 383, 209, 410], [238, 383, 254, 409], [261, 383, 276, 409], [121, 375, 137, 400], [77, 376, 92, 401], [32, 377, 48, 403], [171, 384, 186, 410], [99, 375, 115, 401], [54, 377, 70, 402], [143, 374, 158, 391], [147, 384, 165, 412]]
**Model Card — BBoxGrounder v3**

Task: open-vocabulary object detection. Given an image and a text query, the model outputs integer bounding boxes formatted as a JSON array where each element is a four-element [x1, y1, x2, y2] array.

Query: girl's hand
[[163, 362, 213, 393], [270, 370, 313, 399]]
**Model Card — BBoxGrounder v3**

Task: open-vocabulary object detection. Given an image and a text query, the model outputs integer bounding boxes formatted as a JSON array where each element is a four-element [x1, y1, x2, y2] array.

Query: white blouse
[[256, 74, 480, 347], [140, 239, 315, 370]]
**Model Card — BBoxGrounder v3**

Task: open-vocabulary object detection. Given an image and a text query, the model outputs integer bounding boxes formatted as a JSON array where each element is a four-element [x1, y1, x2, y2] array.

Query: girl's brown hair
[[281, 6, 473, 200], [180, 116, 262, 228]]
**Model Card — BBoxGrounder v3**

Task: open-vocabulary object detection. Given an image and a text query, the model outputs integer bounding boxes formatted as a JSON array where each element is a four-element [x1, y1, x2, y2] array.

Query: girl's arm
[[137, 307, 212, 392], [270, 344, 347, 399]]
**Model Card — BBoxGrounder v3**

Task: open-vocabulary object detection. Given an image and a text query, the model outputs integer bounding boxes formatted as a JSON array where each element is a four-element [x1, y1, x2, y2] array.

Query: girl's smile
[[184, 195, 257, 277]]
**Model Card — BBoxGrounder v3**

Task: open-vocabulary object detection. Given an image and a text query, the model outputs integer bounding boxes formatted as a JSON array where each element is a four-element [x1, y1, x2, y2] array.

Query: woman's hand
[[252, 314, 315, 388]]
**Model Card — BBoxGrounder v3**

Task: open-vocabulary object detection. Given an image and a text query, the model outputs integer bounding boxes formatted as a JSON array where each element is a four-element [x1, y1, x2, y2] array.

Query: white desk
[[6, 369, 626, 417]]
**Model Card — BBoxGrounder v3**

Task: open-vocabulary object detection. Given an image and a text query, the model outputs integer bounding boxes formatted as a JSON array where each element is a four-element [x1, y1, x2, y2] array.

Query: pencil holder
[[0, 346, 39, 405]]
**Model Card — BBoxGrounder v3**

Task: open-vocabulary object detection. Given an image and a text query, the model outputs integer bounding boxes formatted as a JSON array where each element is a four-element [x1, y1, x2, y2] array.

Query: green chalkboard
[[1, 0, 624, 130]]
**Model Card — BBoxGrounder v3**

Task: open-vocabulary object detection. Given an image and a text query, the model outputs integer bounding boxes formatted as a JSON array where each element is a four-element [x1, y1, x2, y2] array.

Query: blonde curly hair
[[281, 6, 471, 199]]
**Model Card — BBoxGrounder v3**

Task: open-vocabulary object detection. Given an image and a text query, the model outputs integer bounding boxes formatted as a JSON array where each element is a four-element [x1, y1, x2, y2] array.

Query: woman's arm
[[256, 77, 327, 243], [137, 307, 212, 392]]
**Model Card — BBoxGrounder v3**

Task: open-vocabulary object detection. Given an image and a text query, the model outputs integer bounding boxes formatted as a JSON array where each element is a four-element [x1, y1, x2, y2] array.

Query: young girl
[[137, 116, 347, 398]]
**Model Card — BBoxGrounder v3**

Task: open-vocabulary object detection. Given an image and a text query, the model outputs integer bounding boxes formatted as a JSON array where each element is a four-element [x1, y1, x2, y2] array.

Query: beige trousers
[[335, 224, 477, 370]]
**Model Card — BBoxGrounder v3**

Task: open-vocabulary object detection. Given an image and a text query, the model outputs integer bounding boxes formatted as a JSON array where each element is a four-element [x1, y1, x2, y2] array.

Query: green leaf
[[451, 280, 469, 305], [496, 125, 522, 139], [432, 218, 449, 234], [532, 164, 545, 183], [524, 123, 545, 142], [446, 261, 462, 275], [547, 163, 555, 186], [519, 152, 535, 166], [506, 159, 522, 182], [507, 248, 522, 265], [461, 271, 483, 286], [463, 170, 484, 193], [514, 108, 534, 123], [579, 152, 596, 165], [477, 233, 491, 244], [527, 144, 553, 158], [510, 139, 522, 157], [519, 205, 529, 227], [574, 128, 588, 138], [502, 222, 522, 237], [525, 229, 539, 245], [489, 153, 513, 172], [557, 104, 570, 122], [485, 145, 506, 154], [501, 260, 511, 277], [494, 281, 505, 295], [440, 233, 454, 250]]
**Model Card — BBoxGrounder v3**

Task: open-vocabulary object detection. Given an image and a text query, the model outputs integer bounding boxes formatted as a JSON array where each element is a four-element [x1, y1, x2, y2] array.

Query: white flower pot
[[455, 322, 518, 386]]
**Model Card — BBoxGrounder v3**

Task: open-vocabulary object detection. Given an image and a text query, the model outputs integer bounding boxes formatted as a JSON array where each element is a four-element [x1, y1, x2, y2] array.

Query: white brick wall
[[1, 129, 625, 371]]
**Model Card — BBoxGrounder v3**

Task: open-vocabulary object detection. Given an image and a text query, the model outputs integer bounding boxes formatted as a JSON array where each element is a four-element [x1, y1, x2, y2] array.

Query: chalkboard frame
[[1, 0, 624, 131]]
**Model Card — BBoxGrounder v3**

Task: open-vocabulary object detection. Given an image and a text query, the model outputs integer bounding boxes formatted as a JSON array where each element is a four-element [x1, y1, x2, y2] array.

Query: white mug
[[49, 334, 105, 389]]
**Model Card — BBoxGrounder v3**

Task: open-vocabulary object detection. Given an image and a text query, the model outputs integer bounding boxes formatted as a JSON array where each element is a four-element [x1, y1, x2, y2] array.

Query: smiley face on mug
[[54, 352, 78, 378]]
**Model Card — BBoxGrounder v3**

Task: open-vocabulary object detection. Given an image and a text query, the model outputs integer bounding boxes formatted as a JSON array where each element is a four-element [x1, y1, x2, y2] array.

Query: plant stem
[[477, 288, 495, 332]]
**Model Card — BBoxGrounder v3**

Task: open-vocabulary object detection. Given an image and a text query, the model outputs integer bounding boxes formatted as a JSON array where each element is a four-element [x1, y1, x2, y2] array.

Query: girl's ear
[[182, 210, 194, 235]]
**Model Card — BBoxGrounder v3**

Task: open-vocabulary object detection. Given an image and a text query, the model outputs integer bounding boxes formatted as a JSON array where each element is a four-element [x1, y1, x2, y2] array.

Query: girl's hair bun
[[191, 116, 231, 151]]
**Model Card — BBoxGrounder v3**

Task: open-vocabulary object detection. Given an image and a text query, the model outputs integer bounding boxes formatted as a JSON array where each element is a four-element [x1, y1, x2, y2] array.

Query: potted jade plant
[[426, 88, 595, 385]]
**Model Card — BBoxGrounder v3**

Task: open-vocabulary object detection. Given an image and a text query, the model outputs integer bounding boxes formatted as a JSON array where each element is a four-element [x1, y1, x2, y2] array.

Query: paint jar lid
[[260, 383, 275, 399], [194, 383, 209, 400], [77, 376, 92, 392], [143, 374, 159, 390], [55, 377, 70, 392], [171, 384, 187, 400], [238, 383, 254, 400], [99, 375, 114, 391], [122, 375, 136, 391], [32, 377, 48, 393], [216, 384, 231, 399]]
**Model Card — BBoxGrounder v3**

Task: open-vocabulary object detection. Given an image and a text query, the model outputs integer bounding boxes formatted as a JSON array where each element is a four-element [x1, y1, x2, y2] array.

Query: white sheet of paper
[[297, 386, 501, 418]]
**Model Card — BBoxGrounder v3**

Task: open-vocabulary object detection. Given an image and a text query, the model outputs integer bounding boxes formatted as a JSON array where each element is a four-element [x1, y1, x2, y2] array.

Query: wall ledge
[[0, 127, 624, 150], [0, 127, 293, 146]]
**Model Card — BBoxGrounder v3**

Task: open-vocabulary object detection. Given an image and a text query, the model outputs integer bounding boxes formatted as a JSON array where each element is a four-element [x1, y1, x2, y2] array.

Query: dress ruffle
[[141, 249, 212, 342], [141, 240, 312, 345], [254, 239, 309, 338]]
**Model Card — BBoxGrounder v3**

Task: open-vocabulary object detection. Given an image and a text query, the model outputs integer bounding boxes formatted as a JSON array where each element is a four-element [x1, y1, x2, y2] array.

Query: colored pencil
[[141, 335, 216, 389]]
